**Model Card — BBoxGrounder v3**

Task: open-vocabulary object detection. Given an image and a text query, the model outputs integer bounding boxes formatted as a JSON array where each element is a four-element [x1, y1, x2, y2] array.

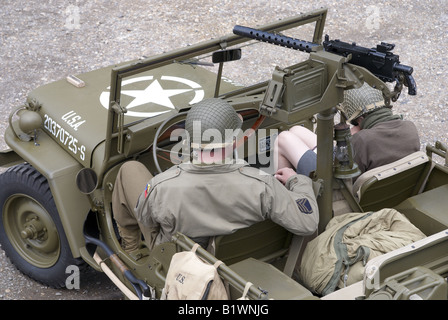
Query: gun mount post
[[316, 108, 336, 233]]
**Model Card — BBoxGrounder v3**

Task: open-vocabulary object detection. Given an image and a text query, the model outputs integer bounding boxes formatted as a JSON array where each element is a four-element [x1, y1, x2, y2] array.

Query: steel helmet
[[185, 98, 242, 149], [341, 82, 386, 123]]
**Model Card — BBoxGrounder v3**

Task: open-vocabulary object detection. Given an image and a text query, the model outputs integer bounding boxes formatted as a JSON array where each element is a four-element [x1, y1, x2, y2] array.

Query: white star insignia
[[121, 79, 193, 110], [99, 75, 205, 118]]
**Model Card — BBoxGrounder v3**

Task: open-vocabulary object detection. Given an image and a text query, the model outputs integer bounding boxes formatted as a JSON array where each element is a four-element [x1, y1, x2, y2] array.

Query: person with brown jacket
[[343, 83, 420, 173]]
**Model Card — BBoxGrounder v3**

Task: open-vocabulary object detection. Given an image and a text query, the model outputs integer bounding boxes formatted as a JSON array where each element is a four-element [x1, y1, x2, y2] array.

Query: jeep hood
[[27, 61, 240, 167]]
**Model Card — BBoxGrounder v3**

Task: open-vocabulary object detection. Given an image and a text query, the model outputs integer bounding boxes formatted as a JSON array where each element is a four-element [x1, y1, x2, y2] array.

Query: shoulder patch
[[296, 198, 313, 214], [144, 183, 151, 198]]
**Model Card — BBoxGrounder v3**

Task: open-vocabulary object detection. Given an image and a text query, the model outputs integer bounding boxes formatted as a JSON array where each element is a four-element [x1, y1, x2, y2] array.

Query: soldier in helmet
[[274, 82, 420, 176], [341, 82, 420, 173], [112, 98, 319, 253]]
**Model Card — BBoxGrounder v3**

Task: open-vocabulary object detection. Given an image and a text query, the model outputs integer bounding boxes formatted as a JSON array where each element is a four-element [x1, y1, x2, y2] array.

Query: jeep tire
[[0, 163, 82, 288]]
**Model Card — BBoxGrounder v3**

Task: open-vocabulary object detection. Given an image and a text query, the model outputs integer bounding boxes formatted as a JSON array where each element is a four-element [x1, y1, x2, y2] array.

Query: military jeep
[[0, 8, 447, 300]]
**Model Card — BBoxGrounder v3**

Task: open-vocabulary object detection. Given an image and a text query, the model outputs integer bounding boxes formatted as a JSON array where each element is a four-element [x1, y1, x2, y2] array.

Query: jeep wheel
[[0, 163, 81, 288]]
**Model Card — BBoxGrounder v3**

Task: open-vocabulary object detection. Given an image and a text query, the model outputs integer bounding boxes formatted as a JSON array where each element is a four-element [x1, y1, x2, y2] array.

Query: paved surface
[[0, 0, 447, 300]]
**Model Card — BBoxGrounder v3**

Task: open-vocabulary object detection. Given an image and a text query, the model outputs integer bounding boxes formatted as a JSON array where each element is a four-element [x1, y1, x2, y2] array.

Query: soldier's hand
[[274, 167, 296, 185]]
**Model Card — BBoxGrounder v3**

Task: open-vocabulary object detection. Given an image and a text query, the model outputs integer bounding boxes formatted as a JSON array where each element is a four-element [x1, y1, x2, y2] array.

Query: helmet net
[[185, 98, 242, 149], [341, 82, 385, 121]]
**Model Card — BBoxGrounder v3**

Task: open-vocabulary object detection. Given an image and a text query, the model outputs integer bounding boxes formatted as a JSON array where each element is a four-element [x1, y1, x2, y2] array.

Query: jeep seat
[[213, 220, 292, 266], [229, 257, 317, 300], [352, 151, 432, 212]]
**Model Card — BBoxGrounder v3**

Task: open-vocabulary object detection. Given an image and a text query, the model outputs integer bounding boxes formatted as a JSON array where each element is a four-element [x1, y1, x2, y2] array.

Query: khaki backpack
[[162, 243, 228, 300]]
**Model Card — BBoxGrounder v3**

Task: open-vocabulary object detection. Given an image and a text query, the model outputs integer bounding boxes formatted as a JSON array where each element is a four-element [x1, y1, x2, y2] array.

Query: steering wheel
[[152, 112, 188, 173]]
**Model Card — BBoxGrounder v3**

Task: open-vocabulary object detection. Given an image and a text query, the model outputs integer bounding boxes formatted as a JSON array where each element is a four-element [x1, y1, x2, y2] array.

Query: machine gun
[[322, 35, 416, 97], [233, 25, 416, 99]]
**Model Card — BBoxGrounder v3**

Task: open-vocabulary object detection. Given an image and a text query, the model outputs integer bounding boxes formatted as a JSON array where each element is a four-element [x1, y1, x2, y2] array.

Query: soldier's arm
[[267, 174, 319, 236]]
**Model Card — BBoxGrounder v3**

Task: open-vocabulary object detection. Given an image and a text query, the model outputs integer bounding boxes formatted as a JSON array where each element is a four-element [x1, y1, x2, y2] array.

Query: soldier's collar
[[179, 160, 248, 173]]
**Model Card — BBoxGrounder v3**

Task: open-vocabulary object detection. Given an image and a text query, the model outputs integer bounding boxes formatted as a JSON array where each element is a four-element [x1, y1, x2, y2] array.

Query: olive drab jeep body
[[1, 8, 447, 300]]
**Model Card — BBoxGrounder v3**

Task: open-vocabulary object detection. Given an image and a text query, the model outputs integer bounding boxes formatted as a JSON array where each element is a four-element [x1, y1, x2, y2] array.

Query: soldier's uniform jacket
[[352, 119, 420, 174], [135, 161, 319, 247]]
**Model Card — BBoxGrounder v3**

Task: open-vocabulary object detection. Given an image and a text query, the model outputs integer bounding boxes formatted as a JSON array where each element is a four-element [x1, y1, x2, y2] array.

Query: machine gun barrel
[[233, 25, 319, 53]]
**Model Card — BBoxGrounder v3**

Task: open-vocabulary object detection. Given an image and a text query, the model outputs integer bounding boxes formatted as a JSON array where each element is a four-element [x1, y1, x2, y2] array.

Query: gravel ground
[[0, 0, 447, 300]]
